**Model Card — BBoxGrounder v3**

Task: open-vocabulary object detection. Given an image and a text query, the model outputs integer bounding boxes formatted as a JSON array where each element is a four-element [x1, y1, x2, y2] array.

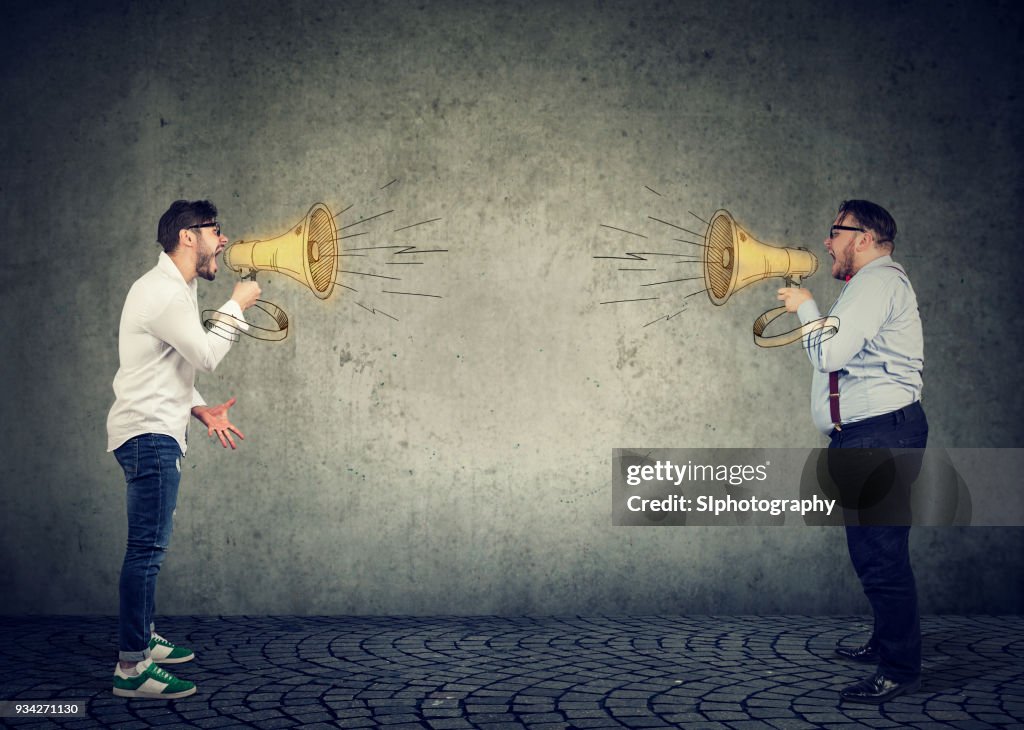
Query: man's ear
[[178, 228, 195, 250], [858, 229, 875, 251]]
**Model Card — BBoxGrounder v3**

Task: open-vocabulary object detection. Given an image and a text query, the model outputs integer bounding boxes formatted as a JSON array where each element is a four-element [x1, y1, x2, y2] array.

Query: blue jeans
[[829, 401, 928, 682], [114, 434, 181, 662]]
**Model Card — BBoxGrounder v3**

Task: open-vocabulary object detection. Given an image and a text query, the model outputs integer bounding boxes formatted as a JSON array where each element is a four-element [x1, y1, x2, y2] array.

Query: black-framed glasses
[[189, 222, 222, 236], [828, 225, 864, 239]]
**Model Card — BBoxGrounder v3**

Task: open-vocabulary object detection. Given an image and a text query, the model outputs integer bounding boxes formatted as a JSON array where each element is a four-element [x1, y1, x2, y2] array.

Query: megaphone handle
[[242, 269, 257, 282]]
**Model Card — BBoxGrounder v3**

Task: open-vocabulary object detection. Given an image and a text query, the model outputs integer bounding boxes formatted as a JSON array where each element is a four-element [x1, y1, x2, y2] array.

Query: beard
[[832, 243, 855, 280], [196, 244, 217, 281]]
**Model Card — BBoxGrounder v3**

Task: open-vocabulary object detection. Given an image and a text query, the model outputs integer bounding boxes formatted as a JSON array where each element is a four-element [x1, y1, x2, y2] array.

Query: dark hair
[[157, 199, 218, 253], [837, 199, 896, 251]]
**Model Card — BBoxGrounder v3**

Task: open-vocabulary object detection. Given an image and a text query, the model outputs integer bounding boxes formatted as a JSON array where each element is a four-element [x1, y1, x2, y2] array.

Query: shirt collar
[[857, 254, 895, 274], [157, 251, 197, 293], [832, 254, 897, 310]]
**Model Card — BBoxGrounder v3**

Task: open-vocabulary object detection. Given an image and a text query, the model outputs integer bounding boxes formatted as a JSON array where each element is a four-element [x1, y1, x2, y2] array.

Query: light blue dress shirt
[[796, 255, 924, 435]]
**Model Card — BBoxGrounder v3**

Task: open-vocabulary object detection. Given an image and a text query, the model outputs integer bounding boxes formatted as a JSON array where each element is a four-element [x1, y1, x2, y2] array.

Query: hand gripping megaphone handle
[[202, 299, 289, 342], [751, 275, 839, 348], [201, 266, 290, 342], [752, 273, 804, 348]]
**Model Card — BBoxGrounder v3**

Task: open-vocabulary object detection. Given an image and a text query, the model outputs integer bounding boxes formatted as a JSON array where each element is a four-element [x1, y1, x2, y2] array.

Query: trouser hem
[[118, 648, 151, 663]]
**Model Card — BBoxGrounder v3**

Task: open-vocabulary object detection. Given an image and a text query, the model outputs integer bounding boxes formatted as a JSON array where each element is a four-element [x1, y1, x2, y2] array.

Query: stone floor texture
[[1, 615, 1022, 729]]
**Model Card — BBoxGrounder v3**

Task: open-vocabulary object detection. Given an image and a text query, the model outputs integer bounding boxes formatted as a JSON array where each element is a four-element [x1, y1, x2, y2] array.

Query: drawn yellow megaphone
[[703, 210, 835, 347], [224, 202, 340, 299], [204, 203, 340, 343]]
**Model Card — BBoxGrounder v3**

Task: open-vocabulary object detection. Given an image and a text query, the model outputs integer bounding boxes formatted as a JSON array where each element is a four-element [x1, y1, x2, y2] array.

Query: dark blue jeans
[[829, 401, 928, 682], [114, 433, 181, 662]]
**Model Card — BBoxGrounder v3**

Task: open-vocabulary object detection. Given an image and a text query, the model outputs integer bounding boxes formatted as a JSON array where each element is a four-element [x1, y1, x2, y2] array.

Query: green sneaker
[[113, 659, 196, 699], [149, 632, 195, 664]]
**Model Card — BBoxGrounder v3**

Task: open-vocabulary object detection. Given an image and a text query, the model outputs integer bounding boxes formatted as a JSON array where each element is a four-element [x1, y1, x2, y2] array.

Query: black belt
[[829, 401, 924, 437]]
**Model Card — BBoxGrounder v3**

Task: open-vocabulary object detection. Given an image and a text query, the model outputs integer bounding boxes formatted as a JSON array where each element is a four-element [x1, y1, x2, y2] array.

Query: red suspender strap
[[829, 370, 842, 431], [828, 273, 853, 432]]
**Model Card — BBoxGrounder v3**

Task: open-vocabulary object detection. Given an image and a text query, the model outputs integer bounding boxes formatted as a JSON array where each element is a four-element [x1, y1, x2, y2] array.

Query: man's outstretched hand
[[191, 397, 246, 449]]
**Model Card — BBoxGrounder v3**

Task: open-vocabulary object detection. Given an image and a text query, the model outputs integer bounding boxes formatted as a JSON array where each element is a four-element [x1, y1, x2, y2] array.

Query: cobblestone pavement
[[1, 615, 1022, 729]]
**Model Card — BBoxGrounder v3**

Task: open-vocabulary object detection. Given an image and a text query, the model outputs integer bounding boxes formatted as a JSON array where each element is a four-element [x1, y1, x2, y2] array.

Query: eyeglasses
[[828, 225, 864, 239], [189, 222, 222, 236]]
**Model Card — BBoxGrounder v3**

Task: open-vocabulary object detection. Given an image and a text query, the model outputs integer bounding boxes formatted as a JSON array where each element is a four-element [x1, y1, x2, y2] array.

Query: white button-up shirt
[[107, 252, 247, 453]]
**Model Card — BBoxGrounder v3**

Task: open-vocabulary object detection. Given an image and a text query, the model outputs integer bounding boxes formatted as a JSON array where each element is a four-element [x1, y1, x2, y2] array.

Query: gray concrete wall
[[1, 0, 1021, 615]]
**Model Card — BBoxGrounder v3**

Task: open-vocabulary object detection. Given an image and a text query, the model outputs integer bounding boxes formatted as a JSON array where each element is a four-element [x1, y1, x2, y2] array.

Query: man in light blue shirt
[[778, 200, 927, 704]]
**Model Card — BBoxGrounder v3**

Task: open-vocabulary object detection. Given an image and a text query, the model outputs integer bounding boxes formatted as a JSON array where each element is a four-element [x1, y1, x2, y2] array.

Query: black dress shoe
[[840, 673, 920, 704], [834, 643, 879, 663]]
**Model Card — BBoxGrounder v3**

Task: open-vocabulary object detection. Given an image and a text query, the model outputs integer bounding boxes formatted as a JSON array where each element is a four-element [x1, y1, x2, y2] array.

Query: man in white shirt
[[106, 200, 260, 699]]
